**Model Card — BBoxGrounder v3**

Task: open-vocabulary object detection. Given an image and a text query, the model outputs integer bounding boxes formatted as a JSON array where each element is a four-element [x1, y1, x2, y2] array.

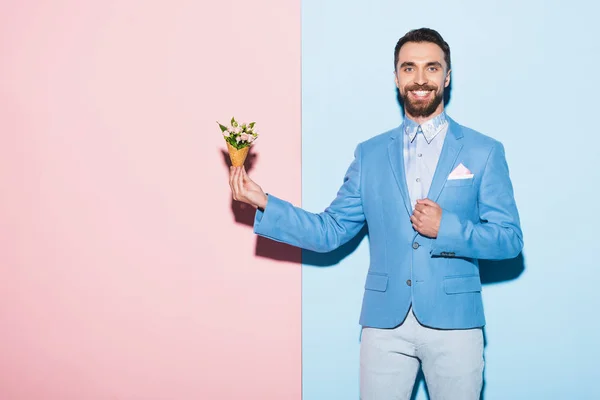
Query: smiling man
[[228, 28, 523, 400]]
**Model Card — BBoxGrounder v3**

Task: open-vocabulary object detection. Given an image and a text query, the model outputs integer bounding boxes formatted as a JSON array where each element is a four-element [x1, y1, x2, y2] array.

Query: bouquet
[[217, 117, 259, 167]]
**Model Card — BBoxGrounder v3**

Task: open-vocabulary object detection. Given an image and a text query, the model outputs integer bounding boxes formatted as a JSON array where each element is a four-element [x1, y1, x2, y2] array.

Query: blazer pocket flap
[[364, 273, 388, 292], [444, 275, 482, 294]]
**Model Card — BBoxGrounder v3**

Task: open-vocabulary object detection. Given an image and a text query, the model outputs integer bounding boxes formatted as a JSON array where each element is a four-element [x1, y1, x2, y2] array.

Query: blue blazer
[[253, 116, 523, 330]]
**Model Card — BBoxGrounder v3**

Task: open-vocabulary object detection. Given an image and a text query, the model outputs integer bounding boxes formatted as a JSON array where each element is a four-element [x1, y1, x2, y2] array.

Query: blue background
[[301, 1, 600, 399]]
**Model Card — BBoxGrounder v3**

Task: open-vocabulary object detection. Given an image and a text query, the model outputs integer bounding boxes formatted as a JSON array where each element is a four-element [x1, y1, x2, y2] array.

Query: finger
[[234, 167, 244, 197], [414, 204, 426, 213], [413, 208, 425, 217], [231, 167, 239, 195], [229, 166, 235, 189], [418, 198, 439, 208], [410, 215, 422, 226], [230, 168, 239, 199], [412, 221, 422, 232], [230, 167, 239, 199], [241, 166, 251, 183]]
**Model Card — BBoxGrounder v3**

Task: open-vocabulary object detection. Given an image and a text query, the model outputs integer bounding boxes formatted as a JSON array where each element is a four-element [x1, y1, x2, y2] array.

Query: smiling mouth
[[410, 90, 433, 98]]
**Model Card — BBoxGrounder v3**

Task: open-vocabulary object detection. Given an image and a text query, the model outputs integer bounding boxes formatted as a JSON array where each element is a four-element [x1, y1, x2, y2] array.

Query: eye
[[404, 67, 414, 72], [427, 67, 438, 72]]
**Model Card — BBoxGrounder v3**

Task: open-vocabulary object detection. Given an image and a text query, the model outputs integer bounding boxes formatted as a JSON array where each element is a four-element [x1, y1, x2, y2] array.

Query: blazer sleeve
[[253, 144, 366, 253], [431, 141, 524, 260]]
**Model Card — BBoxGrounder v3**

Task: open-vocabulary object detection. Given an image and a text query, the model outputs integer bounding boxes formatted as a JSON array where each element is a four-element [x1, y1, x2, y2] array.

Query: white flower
[[240, 133, 249, 142], [223, 131, 230, 137], [236, 135, 242, 142]]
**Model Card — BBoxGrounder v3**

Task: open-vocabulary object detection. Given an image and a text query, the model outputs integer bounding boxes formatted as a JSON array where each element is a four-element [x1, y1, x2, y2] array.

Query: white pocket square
[[448, 163, 474, 180]]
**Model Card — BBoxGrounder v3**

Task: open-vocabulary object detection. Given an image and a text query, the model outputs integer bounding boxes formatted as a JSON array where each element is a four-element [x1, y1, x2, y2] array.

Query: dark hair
[[394, 28, 451, 71]]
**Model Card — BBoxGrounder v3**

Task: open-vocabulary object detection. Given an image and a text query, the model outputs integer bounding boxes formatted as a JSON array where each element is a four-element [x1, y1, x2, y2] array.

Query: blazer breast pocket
[[444, 178, 474, 187]]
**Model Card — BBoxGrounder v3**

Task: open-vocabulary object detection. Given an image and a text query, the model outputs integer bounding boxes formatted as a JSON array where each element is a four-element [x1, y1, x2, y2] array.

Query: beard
[[401, 84, 444, 118]]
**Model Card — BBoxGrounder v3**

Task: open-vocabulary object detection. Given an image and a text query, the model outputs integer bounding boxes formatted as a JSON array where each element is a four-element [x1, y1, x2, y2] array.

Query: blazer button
[[406, 279, 412, 286], [412, 242, 420, 249]]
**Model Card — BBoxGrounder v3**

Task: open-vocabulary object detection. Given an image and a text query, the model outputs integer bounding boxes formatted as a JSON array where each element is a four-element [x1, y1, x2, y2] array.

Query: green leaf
[[225, 136, 238, 149], [217, 122, 228, 132], [231, 117, 238, 127], [249, 122, 256, 129]]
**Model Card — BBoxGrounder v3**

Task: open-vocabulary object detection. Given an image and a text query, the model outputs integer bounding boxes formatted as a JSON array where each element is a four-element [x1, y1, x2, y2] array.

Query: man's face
[[395, 41, 451, 119]]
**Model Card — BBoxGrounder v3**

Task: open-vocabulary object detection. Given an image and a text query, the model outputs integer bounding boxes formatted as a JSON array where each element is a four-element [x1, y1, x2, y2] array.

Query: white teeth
[[412, 91, 431, 97]]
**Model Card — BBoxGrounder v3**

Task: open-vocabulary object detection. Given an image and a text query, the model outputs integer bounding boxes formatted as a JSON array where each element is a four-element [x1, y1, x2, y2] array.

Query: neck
[[405, 105, 445, 125]]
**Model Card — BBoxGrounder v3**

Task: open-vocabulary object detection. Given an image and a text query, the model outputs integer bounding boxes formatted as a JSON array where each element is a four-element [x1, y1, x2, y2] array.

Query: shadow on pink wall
[[221, 148, 301, 264]]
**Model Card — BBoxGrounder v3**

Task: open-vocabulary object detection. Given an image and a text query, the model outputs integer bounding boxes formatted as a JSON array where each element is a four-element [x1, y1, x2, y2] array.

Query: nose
[[414, 69, 428, 85]]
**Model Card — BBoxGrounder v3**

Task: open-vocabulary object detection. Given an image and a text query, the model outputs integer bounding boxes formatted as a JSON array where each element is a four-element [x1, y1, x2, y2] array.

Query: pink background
[[0, 1, 301, 399]]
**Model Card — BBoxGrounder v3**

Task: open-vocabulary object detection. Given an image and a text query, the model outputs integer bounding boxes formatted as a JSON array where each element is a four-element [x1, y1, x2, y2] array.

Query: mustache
[[404, 84, 438, 92]]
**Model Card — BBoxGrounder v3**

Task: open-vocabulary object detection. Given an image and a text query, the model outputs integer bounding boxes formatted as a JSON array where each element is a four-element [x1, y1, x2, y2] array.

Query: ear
[[394, 70, 400, 89], [444, 69, 451, 88]]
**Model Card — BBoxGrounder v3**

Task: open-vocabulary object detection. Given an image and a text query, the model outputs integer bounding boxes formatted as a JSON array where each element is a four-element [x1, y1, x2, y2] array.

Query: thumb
[[241, 166, 252, 183]]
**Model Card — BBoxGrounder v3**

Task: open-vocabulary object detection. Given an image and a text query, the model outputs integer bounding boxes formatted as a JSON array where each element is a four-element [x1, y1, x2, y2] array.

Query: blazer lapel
[[387, 127, 412, 216], [426, 118, 464, 202]]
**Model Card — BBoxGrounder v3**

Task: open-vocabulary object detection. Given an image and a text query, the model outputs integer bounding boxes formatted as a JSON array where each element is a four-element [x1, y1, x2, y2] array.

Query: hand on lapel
[[411, 199, 442, 238]]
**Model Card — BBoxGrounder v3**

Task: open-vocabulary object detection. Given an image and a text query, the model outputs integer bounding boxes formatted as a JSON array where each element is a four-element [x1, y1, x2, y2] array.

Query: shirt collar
[[403, 111, 448, 144]]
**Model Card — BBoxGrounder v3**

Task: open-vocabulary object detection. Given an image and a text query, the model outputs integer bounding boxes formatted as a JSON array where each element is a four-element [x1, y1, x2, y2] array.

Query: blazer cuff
[[253, 194, 283, 238], [431, 209, 462, 257]]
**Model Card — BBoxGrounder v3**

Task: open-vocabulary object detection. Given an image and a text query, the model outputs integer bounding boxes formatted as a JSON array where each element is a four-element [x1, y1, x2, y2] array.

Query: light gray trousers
[[360, 307, 484, 400]]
